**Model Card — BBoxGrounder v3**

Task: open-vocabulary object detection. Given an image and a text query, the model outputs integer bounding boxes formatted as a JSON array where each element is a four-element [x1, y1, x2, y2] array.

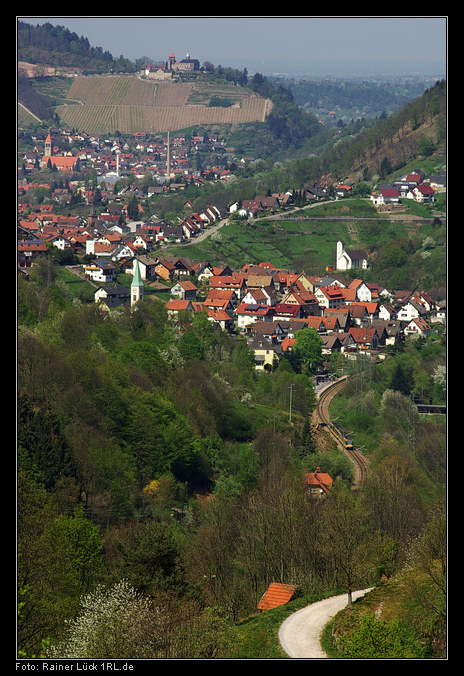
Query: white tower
[[336, 240, 350, 271], [131, 260, 144, 307]]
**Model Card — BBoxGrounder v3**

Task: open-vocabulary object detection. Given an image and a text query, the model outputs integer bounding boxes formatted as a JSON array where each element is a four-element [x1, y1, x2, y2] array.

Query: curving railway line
[[313, 377, 368, 486]]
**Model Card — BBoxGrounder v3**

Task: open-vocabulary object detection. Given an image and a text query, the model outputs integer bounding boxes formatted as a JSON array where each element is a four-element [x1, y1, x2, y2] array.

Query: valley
[[17, 18, 447, 661]]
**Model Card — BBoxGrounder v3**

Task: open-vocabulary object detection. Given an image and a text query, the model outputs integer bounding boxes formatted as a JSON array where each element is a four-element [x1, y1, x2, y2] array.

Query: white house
[[235, 304, 275, 328], [348, 279, 372, 303], [404, 317, 431, 339], [83, 259, 116, 283], [378, 303, 396, 321], [48, 234, 73, 251], [370, 187, 400, 206], [170, 280, 198, 300], [407, 185, 435, 203], [314, 285, 345, 309], [397, 300, 427, 323], [111, 242, 135, 260]]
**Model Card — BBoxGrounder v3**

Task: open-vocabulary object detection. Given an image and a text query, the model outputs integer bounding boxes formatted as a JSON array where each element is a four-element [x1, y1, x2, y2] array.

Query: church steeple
[[131, 259, 144, 307], [45, 131, 52, 156]]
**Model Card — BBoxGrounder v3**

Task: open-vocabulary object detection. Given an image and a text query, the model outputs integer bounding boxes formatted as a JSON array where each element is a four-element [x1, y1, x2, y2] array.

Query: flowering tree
[[46, 580, 161, 659]]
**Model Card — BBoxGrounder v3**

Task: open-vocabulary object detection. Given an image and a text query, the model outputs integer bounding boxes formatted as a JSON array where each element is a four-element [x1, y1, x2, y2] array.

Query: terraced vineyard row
[[57, 98, 272, 134], [55, 75, 272, 134], [66, 75, 156, 106]]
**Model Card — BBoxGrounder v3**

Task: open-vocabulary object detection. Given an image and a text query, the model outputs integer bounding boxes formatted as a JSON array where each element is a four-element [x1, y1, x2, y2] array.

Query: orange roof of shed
[[257, 582, 296, 611]]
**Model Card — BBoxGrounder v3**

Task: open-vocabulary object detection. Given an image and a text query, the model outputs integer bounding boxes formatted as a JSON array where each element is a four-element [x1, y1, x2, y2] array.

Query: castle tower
[[131, 260, 144, 307]]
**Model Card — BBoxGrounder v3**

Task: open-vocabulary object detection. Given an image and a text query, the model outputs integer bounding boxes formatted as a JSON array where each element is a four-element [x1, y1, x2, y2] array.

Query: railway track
[[313, 377, 368, 486]]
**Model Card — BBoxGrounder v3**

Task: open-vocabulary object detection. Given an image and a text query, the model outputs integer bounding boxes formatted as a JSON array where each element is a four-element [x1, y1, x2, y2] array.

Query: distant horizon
[[18, 16, 447, 80], [214, 57, 446, 80]]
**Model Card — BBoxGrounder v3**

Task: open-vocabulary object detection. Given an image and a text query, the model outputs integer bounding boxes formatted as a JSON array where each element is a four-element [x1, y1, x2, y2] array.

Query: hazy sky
[[18, 16, 447, 77]]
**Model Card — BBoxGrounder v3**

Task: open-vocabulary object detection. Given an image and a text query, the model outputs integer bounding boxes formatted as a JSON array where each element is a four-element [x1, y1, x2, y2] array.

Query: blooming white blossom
[[46, 580, 157, 659]]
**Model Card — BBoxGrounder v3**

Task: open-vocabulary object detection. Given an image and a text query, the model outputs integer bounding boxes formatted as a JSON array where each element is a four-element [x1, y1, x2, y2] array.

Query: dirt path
[[278, 588, 374, 659], [181, 218, 229, 246]]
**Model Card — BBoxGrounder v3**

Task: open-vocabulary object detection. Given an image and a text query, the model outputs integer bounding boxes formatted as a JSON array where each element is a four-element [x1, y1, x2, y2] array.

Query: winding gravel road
[[278, 588, 374, 659]]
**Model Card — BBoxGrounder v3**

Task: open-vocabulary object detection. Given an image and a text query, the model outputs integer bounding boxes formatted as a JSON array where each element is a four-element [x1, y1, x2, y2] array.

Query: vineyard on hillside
[[55, 75, 272, 134]]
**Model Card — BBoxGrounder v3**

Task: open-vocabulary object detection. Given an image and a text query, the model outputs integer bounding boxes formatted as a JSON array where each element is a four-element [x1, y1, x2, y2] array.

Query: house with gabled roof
[[210, 274, 247, 299], [283, 287, 319, 316], [378, 302, 396, 321], [348, 279, 372, 302], [408, 184, 435, 203], [348, 327, 379, 351], [205, 309, 235, 332], [273, 303, 303, 321], [304, 316, 327, 333], [166, 298, 194, 317], [170, 280, 198, 300], [235, 303, 275, 328], [45, 233, 74, 251], [349, 302, 379, 322], [323, 308, 351, 332], [303, 468, 333, 496], [320, 316, 341, 333], [18, 239, 48, 270], [242, 286, 276, 307], [372, 319, 402, 347], [94, 283, 130, 309], [370, 187, 400, 206], [314, 284, 345, 310], [204, 288, 238, 312], [321, 334, 344, 355], [83, 258, 116, 283], [397, 298, 428, 323], [155, 257, 192, 280], [189, 260, 214, 281], [248, 333, 282, 370], [404, 317, 431, 339]]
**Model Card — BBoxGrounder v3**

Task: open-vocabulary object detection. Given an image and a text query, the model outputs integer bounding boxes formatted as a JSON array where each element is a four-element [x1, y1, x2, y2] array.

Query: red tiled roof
[[304, 470, 333, 493], [257, 582, 296, 611]]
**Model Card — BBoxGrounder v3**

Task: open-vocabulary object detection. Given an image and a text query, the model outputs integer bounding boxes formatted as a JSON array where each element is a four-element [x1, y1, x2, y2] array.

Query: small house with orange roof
[[206, 309, 235, 332], [165, 298, 194, 316], [304, 468, 333, 496], [348, 327, 380, 351]]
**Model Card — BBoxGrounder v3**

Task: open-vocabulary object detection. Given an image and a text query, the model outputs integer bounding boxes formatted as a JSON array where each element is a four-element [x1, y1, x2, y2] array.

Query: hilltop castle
[[142, 52, 200, 80]]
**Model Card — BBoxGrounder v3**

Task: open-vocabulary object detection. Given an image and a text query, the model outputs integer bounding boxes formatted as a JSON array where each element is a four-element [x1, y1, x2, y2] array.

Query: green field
[[164, 197, 445, 292]]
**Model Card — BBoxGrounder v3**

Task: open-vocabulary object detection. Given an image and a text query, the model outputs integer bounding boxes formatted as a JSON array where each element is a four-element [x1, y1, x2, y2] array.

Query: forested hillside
[[280, 77, 430, 122], [17, 20, 135, 73]]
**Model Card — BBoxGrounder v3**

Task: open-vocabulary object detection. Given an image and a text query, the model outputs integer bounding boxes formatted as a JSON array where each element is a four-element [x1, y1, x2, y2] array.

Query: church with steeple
[[41, 131, 80, 172]]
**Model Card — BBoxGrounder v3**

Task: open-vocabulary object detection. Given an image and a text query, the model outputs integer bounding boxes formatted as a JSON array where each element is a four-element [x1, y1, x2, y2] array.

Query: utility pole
[[289, 384, 294, 422]]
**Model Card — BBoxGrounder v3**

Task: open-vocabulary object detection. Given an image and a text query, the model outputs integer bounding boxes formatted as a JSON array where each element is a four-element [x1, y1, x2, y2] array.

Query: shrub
[[336, 613, 425, 658]]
